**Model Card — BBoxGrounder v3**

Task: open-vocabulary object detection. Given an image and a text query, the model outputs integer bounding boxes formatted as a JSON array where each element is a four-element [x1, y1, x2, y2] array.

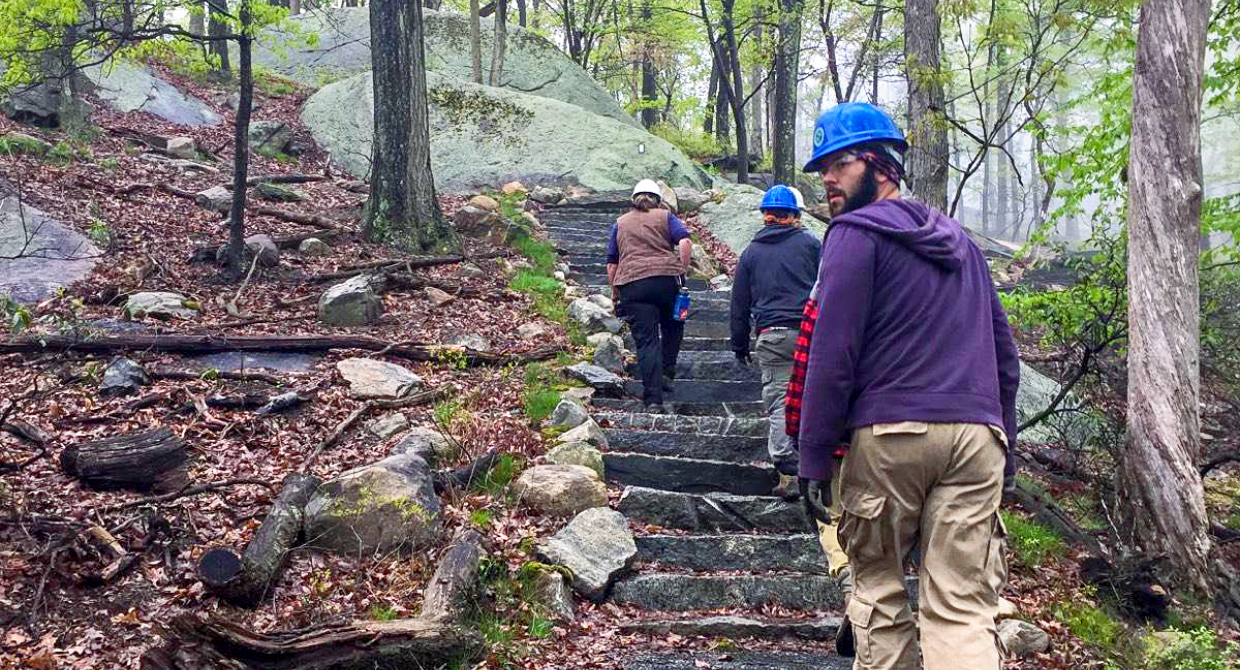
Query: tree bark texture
[[1122, 0, 1212, 596], [140, 614, 483, 670], [748, 4, 764, 160], [489, 0, 507, 86], [226, 12, 254, 275], [420, 529, 483, 622], [771, 0, 802, 185], [640, 3, 658, 129], [903, 0, 947, 211], [470, 0, 482, 83], [198, 473, 319, 607], [365, 0, 450, 253], [189, 0, 205, 35], [61, 427, 188, 492], [716, 0, 747, 185], [704, 55, 719, 135]]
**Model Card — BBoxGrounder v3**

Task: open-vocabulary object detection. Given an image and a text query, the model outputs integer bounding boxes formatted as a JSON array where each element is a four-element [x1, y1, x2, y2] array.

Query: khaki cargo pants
[[839, 422, 1007, 670]]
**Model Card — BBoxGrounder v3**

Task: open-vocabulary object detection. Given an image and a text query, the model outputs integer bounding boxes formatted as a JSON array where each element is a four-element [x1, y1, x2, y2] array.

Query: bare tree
[[470, 0, 482, 84], [1121, 0, 1212, 595], [771, 0, 802, 184]]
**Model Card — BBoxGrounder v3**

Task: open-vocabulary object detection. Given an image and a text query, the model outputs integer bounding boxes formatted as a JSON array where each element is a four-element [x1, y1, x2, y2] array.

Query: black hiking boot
[[771, 459, 800, 500]]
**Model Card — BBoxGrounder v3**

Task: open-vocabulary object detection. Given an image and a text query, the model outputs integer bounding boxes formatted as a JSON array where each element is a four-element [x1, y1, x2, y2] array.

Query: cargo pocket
[[839, 491, 887, 566], [847, 594, 876, 666], [983, 512, 1009, 597]]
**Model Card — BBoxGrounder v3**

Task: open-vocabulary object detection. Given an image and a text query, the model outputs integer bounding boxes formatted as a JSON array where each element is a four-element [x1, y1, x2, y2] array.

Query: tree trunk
[[470, 0, 483, 84], [516, 0, 526, 26], [1122, 0, 1212, 596], [225, 15, 254, 275], [189, 1, 205, 35], [198, 473, 319, 607], [748, 4, 764, 161], [995, 128, 1008, 235], [365, 0, 451, 252], [140, 614, 483, 670], [289, 0, 299, 15], [718, 0, 748, 185], [489, 0, 507, 86], [640, 3, 658, 128], [903, 0, 947, 210], [207, 0, 230, 75], [60, 427, 188, 492], [772, 0, 802, 185], [704, 53, 719, 135]]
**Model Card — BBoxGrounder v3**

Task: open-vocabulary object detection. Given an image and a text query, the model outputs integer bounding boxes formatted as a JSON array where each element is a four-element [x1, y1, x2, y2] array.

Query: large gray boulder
[[1017, 361, 1091, 445], [698, 183, 826, 256], [0, 196, 99, 303], [336, 358, 424, 399], [304, 453, 442, 555], [537, 507, 637, 601], [124, 291, 198, 320], [302, 71, 712, 193], [80, 61, 221, 126], [255, 7, 634, 126]]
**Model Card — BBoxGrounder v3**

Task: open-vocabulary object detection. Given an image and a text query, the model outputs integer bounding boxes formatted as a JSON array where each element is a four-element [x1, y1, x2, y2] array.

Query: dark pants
[[617, 275, 684, 405]]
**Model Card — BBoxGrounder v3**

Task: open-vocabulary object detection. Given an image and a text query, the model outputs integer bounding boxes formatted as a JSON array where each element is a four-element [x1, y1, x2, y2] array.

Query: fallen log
[[433, 449, 504, 494], [198, 472, 319, 607], [190, 231, 339, 263], [60, 427, 189, 492], [308, 250, 511, 282], [151, 367, 283, 385], [253, 207, 338, 230], [0, 333, 564, 367], [1008, 478, 1107, 559], [141, 613, 482, 670], [420, 529, 483, 622], [242, 173, 329, 186]]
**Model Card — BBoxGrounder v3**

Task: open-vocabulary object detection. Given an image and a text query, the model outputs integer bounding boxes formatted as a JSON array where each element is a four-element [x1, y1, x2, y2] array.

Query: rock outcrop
[[302, 72, 712, 193], [0, 196, 100, 303], [304, 453, 442, 555], [255, 8, 634, 126]]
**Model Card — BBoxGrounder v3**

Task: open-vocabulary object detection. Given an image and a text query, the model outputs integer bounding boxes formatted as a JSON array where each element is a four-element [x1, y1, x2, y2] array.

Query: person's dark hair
[[631, 193, 661, 212]]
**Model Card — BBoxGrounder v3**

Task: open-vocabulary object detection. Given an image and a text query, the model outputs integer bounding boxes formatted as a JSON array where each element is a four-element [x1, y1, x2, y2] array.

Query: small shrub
[[476, 454, 521, 496], [434, 399, 463, 427], [254, 69, 300, 96], [368, 603, 399, 621], [87, 218, 112, 246], [650, 123, 725, 161], [511, 235, 558, 276], [1001, 510, 1066, 567], [527, 615, 554, 638], [469, 508, 494, 529], [1056, 599, 1124, 653], [1, 295, 32, 333], [522, 363, 562, 422], [1144, 627, 1239, 670], [0, 133, 48, 156], [47, 140, 89, 164]]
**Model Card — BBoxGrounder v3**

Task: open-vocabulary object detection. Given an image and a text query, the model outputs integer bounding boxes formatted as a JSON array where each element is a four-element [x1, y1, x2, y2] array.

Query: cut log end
[[198, 548, 243, 589]]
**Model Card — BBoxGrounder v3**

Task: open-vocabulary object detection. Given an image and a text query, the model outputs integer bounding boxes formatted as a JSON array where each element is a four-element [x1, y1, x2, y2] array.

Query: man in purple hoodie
[[797, 102, 1020, 669]]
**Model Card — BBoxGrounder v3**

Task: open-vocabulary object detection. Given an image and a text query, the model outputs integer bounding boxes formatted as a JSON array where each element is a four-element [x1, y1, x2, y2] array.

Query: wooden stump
[[60, 427, 188, 491], [140, 613, 483, 670], [198, 473, 319, 607]]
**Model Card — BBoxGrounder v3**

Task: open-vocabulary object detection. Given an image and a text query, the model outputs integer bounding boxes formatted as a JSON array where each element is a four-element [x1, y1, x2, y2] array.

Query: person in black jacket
[[730, 185, 822, 498]]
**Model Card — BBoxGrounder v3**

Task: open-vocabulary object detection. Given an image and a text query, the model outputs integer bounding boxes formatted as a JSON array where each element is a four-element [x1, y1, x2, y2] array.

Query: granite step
[[573, 272, 710, 291], [665, 351, 761, 381], [679, 336, 732, 352], [612, 572, 918, 613], [624, 650, 851, 670], [618, 615, 842, 642], [604, 453, 776, 495], [593, 411, 765, 437], [604, 429, 767, 462], [611, 573, 846, 611], [616, 486, 813, 534], [636, 534, 828, 573], [591, 397, 763, 416], [623, 378, 760, 403]]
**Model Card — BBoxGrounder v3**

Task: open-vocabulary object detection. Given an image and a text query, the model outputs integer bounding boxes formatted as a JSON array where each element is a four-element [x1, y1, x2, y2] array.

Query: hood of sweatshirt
[[750, 223, 809, 244], [831, 199, 967, 272]]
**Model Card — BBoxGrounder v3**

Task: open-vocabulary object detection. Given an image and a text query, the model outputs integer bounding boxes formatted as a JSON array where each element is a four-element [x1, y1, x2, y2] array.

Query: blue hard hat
[[759, 185, 800, 213], [803, 102, 908, 172]]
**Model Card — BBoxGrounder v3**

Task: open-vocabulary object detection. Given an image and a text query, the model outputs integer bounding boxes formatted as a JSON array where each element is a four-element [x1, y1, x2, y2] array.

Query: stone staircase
[[542, 195, 852, 669]]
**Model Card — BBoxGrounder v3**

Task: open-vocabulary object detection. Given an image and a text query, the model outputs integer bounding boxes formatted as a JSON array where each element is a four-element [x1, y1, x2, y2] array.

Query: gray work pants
[[754, 328, 797, 465]]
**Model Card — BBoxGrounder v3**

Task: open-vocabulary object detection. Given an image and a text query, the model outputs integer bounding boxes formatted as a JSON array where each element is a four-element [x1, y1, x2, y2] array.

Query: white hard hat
[[789, 187, 806, 211], [632, 179, 662, 200]]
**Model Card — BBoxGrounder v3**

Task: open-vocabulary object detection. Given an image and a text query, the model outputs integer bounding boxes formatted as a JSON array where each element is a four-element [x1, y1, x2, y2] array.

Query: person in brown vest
[[606, 179, 693, 410]]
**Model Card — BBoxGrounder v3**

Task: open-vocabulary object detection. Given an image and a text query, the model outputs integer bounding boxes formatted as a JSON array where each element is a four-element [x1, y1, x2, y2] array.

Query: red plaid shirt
[[785, 288, 850, 459]]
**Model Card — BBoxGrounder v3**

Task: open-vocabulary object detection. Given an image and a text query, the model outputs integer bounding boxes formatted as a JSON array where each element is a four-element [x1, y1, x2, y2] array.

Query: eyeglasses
[[822, 152, 862, 175]]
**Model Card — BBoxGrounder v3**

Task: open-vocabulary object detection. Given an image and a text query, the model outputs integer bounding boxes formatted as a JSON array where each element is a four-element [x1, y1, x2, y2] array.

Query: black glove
[[799, 476, 833, 524], [734, 351, 751, 366]]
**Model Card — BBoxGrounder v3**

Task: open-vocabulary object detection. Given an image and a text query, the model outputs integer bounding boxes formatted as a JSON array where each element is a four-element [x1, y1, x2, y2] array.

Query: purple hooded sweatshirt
[[797, 198, 1020, 481]]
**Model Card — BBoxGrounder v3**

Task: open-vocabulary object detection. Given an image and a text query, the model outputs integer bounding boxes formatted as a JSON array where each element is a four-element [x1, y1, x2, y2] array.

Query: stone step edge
[[617, 614, 843, 640]]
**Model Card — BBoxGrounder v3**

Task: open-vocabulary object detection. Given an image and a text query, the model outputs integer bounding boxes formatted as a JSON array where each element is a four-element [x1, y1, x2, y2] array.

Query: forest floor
[[1, 62, 1238, 670]]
